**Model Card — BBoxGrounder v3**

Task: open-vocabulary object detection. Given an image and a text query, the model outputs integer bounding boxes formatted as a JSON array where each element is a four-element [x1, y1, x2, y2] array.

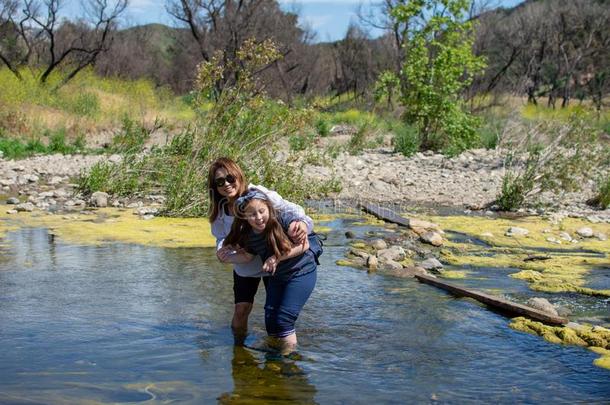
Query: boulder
[[15, 202, 34, 212], [90, 191, 109, 208], [420, 231, 444, 246], [377, 246, 406, 262], [381, 259, 403, 271], [576, 227, 593, 238], [419, 258, 443, 271], [6, 197, 20, 205], [505, 226, 529, 237], [366, 256, 378, 272], [527, 298, 559, 317], [370, 239, 387, 250]]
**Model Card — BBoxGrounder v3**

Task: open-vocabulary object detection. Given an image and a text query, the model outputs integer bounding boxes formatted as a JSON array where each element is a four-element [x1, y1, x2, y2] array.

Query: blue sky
[[65, 0, 524, 42]]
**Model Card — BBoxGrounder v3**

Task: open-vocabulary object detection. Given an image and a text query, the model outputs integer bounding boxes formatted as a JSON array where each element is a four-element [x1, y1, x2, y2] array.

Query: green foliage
[[79, 39, 337, 216], [374, 71, 400, 108], [478, 115, 504, 149], [110, 116, 162, 154], [314, 117, 330, 137], [393, 122, 420, 157], [594, 176, 610, 209], [497, 116, 608, 210], [66, 92, 100, 117], [391, 0, 486, 155], [288, 133, 314, 152], [0, 128, 91, 159], [347, 124, 368, 155]]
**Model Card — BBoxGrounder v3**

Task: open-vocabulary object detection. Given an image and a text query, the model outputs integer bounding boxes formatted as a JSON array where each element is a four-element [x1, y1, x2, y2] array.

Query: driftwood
[[358, 202, 569, 326]]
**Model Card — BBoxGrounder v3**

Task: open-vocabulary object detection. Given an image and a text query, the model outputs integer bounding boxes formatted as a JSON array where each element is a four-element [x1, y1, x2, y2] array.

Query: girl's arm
[[218, 245, 255, 264], [262, 239, 310, 274]]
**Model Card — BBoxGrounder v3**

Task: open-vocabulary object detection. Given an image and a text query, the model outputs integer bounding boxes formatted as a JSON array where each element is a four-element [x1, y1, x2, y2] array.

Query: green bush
[[347, 124, 368, 155], [314, 117, 330, 137], [111, 116, 152, 153], [590, 176, 610, 209], [496, 117, 608, 210], [393, 123, 420, 157], [289, 133, 314, 151]]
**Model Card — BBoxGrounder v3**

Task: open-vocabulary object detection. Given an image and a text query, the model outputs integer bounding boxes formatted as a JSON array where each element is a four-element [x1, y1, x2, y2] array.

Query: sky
[[65, 0, 525, 42]]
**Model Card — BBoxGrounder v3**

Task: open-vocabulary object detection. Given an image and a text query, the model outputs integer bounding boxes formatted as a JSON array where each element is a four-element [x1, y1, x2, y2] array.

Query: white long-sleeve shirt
[[210, 184, 314, 277]]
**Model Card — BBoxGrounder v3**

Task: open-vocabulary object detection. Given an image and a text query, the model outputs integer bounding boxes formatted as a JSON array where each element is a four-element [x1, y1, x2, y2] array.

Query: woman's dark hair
[[207, 157, 247, 222], [224, 198, 292, 259]]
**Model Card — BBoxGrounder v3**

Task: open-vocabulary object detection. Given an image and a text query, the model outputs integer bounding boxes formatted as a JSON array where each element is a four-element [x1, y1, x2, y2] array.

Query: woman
[[208, 157, 313, 344], [223, 189, 317, 354]]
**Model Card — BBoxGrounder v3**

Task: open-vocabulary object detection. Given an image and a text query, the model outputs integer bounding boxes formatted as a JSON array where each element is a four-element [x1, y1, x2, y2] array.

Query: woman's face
[[244, 199, 269, 233], [214, 167, 239, 199]]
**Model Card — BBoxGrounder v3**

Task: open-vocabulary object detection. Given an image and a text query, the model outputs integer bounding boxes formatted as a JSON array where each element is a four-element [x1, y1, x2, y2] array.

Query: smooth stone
[[345, 231, 356, 239], [420, 258, 443, 270], [527, 297, 559, 317], [370, 239, 387, 250], [377, 246, 406, 262], [420, 231, 443, 246], [6, 197, 20, 204], [505, 226, 529, 237], [90, 191, 109, 208], [576, 227, 593, 238]]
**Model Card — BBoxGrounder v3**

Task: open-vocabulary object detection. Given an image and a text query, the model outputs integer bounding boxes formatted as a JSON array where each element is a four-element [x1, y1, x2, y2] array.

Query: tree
[[165, 0, 309, 97], [391, 0, 486, 154], [0, 0, 128, 87]]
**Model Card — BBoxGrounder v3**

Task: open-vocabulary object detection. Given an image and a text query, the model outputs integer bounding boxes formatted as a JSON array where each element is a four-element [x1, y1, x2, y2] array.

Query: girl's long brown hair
[[224, 198, 292, 259], [207, 157, 248, 222]]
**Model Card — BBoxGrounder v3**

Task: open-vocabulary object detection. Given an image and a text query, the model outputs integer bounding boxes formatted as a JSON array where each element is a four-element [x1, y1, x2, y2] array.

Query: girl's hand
[[288, 221, 308, 245], [217, 245, 242, 262], [263, 256, 278, 275]]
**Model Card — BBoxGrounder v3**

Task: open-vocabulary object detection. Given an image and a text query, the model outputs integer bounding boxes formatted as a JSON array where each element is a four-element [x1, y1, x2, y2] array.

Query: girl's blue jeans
[[264, 264, 316, 338]]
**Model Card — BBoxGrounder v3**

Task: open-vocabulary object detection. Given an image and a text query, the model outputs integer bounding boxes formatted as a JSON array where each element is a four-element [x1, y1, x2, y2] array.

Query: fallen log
[[415, 273, 568, 325]]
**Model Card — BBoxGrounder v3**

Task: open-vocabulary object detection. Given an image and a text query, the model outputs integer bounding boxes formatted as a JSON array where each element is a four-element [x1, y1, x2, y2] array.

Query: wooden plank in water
[[414, 273, 568, 325], [359, 203, 568, 325], [358, 203, 410, 227]]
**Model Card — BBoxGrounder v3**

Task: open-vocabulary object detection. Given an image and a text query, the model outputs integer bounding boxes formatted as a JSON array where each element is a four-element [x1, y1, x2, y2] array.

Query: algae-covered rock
[[510, 317, 610, 370]]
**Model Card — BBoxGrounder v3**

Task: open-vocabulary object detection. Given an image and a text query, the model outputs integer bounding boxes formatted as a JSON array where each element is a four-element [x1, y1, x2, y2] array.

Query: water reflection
[[218, 346, 317, 405]]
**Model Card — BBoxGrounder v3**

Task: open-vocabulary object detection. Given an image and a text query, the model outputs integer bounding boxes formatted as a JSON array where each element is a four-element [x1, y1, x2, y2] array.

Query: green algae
[[426, 215, 610, 296], [0, 205, 216, 248], [438, 270, 470, 279], [510, 317, 610, 370]]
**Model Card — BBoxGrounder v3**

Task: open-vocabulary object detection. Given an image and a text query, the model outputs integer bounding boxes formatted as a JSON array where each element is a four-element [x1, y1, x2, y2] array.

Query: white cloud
[[129, 0, 156, 12], [300, 14, 332, 30]]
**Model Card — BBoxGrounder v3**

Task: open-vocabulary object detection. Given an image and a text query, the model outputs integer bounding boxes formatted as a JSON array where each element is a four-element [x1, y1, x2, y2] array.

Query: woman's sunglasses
[[214, 174, 237, 187]]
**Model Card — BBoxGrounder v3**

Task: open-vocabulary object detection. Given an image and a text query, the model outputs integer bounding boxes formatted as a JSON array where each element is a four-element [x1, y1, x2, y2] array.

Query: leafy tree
[[391, 0, 486, 154]]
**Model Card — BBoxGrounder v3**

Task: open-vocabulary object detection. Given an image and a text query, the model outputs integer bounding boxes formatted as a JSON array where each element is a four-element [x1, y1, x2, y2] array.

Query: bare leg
[[232, 302, 253, 345]]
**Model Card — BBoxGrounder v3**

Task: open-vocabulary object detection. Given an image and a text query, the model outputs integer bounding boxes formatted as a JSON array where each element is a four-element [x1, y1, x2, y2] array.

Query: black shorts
[[233, 271, 268, 304]]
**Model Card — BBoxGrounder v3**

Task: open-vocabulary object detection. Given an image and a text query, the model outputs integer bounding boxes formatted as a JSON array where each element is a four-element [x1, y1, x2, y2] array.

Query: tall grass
[[0, 67, 194, 137]]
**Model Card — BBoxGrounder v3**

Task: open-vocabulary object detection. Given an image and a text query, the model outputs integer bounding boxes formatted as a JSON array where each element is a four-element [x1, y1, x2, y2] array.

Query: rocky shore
[[0, 146, 608, 221]]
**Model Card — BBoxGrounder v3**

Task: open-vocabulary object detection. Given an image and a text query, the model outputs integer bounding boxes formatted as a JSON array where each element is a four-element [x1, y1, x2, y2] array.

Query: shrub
[[393, 123, 420, 157], [347, 124, 368, 155], [314, 117, 330, 137], [496, 116, 608, 210], [589, 176, 610, 209]]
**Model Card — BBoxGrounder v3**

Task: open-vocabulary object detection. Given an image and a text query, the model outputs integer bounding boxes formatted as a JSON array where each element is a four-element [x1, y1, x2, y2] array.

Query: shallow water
[[1, 222, 609, 404]]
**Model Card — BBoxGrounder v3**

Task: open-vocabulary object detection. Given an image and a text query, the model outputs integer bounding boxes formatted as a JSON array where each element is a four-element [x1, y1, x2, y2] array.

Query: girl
[[208, 158, 313, 344], [223, 189, 317, 354]]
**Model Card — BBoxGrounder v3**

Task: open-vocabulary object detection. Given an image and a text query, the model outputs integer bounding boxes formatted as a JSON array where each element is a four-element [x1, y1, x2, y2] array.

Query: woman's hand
[[263, 255, 278, 275], [288, 221, 308, 245]]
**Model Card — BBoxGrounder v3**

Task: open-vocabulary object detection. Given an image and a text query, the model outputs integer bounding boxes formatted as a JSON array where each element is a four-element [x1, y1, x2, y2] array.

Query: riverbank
[[1, 147, 609, 221]]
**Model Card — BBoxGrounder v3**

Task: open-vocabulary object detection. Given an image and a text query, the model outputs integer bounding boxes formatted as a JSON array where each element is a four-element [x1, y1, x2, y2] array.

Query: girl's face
[[244, 199, 269, 233], [214, 167, 239, 199]]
